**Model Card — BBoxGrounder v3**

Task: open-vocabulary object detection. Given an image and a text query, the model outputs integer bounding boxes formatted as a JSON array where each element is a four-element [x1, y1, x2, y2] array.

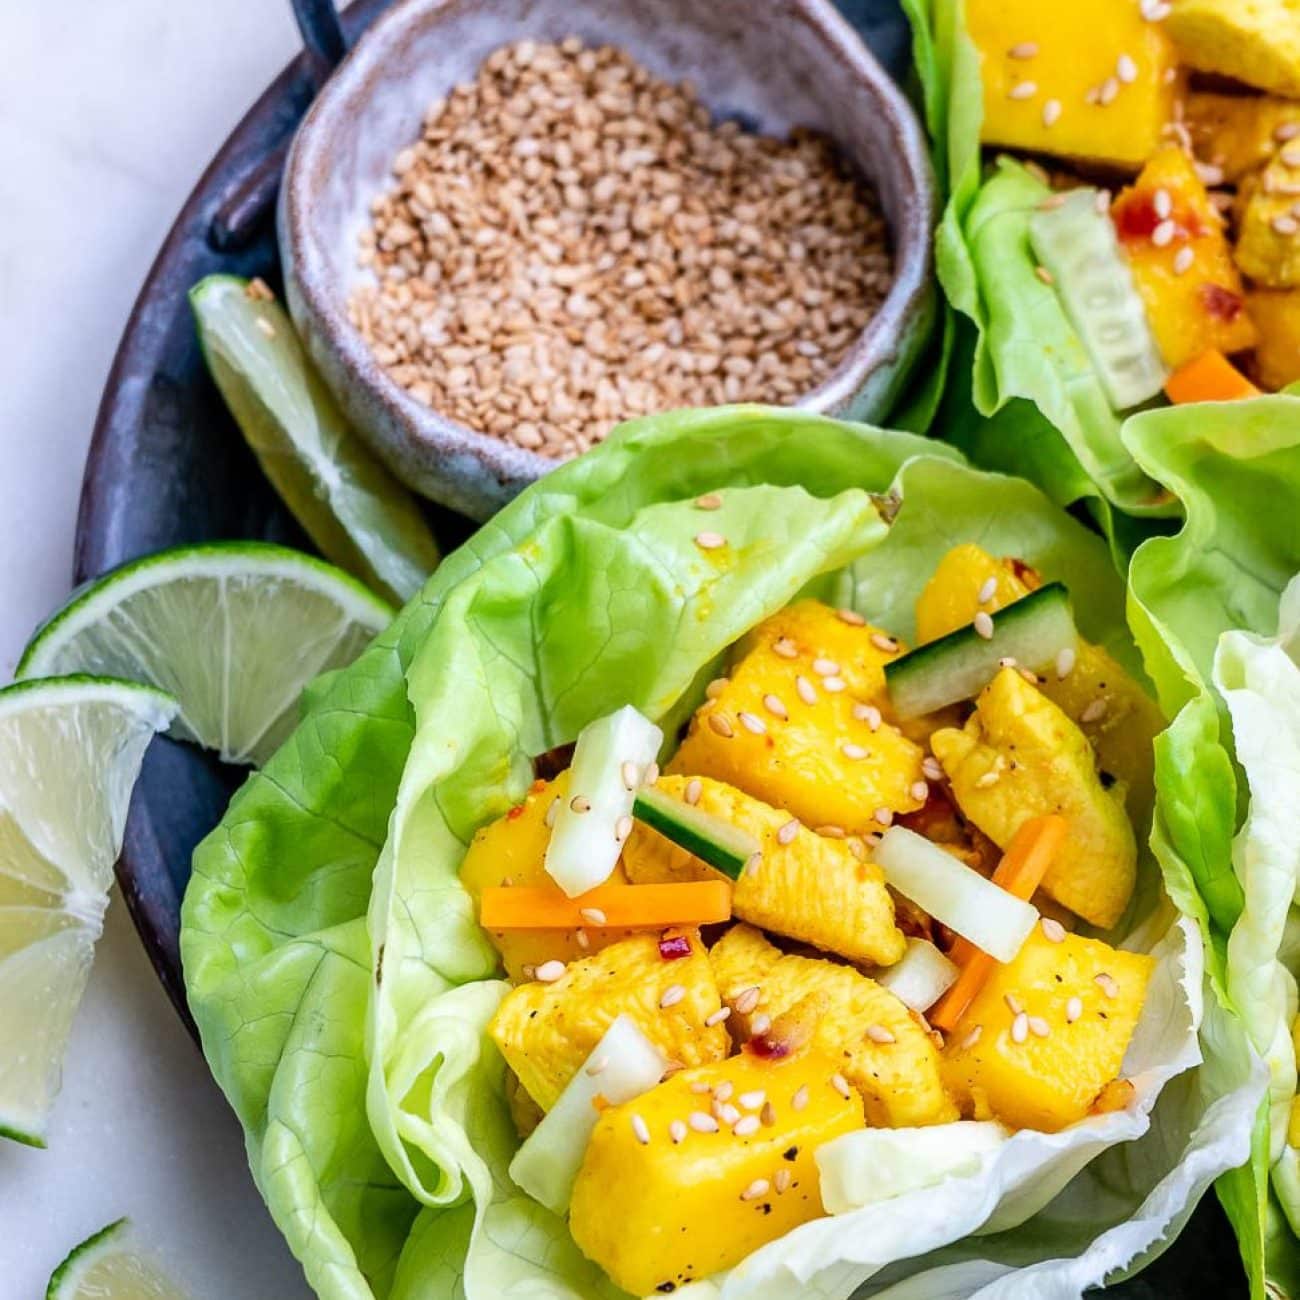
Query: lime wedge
[[191, 274, 440, 605], [17, 542, 392, 767], [0, 678, 176, 1147], [47, 1219, 184, 1300]]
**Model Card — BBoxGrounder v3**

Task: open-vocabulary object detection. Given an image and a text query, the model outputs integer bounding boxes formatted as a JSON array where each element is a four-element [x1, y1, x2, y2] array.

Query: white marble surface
[[0, 2, 322, 1295]]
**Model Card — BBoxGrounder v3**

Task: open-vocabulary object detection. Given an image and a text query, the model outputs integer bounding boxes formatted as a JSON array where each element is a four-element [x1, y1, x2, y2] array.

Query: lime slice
[[47, 1219, 184, 1299], [0, 678, 176, 1147], [191, 274, 440, 605], [17, 542, 393, 767]]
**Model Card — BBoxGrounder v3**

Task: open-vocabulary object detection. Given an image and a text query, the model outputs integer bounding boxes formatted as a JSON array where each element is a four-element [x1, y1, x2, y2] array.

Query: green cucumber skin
[[885, 584, 1076, 719], [631, 788, 755, 881]]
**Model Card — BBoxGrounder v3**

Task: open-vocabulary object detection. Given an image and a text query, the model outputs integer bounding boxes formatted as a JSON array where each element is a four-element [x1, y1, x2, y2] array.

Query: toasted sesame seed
[[1066, 996, 1084, 1023], [961, 1024, 984, 1049], [777, 819, 800, 846], [576, 928, 590, 949], [738, 710, 767, 735], [1055, 646, 1076, 679], [569, 795, 591, 814], [1272, 214, 1300, 236], [690, 1081, 712, 1094], [695, 493, 723, 510], [795, 675, 818, 705], [1141, 0, 1171, 18], [1116, 53, 1138, 84], [715, 1101, 741, 1126], [751, 1012, 772, 1035], [1008, 80, 1038, 101], [535, 960, 567, 982], [865, 1023, 896, 1044], [670, 1119, 687, 1143], [706, 1006, 731, 1027], [1099, 76, 1120, 106], [772, 637, 799, 659], [1085, 83, 1101, 105], [1004, 993, 1024, 1015], [1282, 143, 1300, 167], [706, 676, 730, 699], [923, 756, 944, 781], [1019, 665, 1041, 683], [620, 759, 640, 791], [1194, 161, 1225, 187], [974, 611, 995, 639], [685, 778, 703, 805], [830, 1072, 853, 1099], [1042, 100, 1062, 128], [689, 1111, 719, 1133], [978, 576, 999, 604], [854, 702, 883, 730], [586, 1055, 610, 1076], [254, 315, 276, 338], [1008, 41, 1039, 59], [910, 780, 930, 803], [837, 608, 866, 626], [813, 657, 841, 677], [713, 1081, 734, 1101], [660, 984, 687, 1009], [1011, 1011, 1029, 1043], [975, 770, 1000, 789], [1095, 972, 1119, 999], [708, 713, 735, 738], [739, 1090, 766, 1111], [774, 1167, 792, 1194], [734, 1115, 761, 1137], [1041, 917, 1067, 943], [1153, 188, 1172, 220], [741, 1178, 770, 1201], [761, 1101, 777, 1127], [822, 675, 846, 693], [615, 814, 633, 842], [841, 741, 869, 760], [763, 693, 788, 720], [1151, 219, 1176, 247], [999, 656, 1019, 669], [1277, 122, 1300, 143], [1081, 698, 1109, 723], [792, 1084, 810, 1111], [695, 531, 726, 550], [644, 762, 660, 786], [873, 806, 894, 827], [734, 986, 762, 1015], [545, 797, 560, 827], [1028, 1016, 1051, 1039], [871, 632, 899, 653], [816, 824, 846, 838], [744, 852, 763, 878], [632, 1114, 651, 1144]]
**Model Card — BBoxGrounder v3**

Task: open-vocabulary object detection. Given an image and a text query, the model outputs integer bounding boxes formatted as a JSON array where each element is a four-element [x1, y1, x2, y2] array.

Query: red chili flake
[[506, 804, 526, 821], [1112, 192, 1206, 245], [897, 784, 964, 844], [658, 933, 693, 961], [1006, 556, 1042, 591], [746, 1032, 792, 1060], [1200, 283, 1244, 322]]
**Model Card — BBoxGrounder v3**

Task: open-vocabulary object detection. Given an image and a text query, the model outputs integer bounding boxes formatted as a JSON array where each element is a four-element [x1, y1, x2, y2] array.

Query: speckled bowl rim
[[281, 0, 936, 507]]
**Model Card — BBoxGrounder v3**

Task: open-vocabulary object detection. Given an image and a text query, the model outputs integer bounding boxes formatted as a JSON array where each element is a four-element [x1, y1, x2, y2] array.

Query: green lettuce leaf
[[184, 404, 1263, 1299]]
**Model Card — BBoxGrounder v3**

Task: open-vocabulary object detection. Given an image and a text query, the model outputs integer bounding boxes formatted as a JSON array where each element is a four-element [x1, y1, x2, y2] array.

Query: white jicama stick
[[874, 827, 1038, 963], [874, 938, 959, 1012], [544, 705, 663, 897], [508, 1015, 666, 1215]]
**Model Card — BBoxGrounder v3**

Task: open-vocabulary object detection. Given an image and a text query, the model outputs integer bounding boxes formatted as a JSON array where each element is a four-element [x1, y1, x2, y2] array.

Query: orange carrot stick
[[480, 881, 732, 930], [929, 815, 1067, 1032], [1164, 350, 1260, 405]]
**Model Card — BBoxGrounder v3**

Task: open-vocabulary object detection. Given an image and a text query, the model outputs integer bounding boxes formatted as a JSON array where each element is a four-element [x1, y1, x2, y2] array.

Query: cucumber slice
[[884, 583, 1077, 720], [874, 828, 1038, 963], [873, 938, 959, 1013], [509, 1015, 665, 1215], [545, 706, 663, 898], [1029, 188, 1168, 410], [632, 785, 761, 881]]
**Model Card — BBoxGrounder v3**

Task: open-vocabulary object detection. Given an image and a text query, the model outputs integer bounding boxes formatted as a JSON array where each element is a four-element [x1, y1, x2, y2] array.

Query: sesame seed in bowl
[[280, 0, 936, 519]]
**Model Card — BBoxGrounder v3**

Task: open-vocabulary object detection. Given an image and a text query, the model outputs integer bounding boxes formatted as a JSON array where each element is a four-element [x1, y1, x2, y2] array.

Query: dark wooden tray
[[73, 0, 1245, 1293]]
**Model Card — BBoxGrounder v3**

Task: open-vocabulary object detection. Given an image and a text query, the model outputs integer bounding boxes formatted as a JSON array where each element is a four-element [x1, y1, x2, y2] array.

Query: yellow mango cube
[[941, 928, 1154, 1132], [968, 0, 1178, 169], [489, 931, 728, 1110], [1236, 146, 1300, 288], [670, 600, 925, 834], [1186, 92, 1300, 183], [569, 1047, 863, 1296], [622, 774, 905, 966], [710, 925, 958, 1127], [1111, 146, 1258, 368], [1167, 0, 1300, 98], [1248, 290, 1300, 390]]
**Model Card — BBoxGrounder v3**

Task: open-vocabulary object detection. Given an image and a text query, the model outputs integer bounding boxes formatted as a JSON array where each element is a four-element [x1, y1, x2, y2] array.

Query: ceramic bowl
[[280, 0, 936, 521]]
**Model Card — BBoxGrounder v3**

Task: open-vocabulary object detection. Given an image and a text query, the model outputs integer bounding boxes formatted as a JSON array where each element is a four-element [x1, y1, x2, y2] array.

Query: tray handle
[[292, 0, 348, 84]]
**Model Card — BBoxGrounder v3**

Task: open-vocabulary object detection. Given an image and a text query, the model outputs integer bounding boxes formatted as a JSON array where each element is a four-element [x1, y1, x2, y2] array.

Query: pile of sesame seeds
[[349, 37, 893, 457]]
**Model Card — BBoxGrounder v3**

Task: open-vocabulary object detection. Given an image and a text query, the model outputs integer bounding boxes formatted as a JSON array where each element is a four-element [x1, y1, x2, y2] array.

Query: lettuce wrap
[[182, 405, 1266, 1299]]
